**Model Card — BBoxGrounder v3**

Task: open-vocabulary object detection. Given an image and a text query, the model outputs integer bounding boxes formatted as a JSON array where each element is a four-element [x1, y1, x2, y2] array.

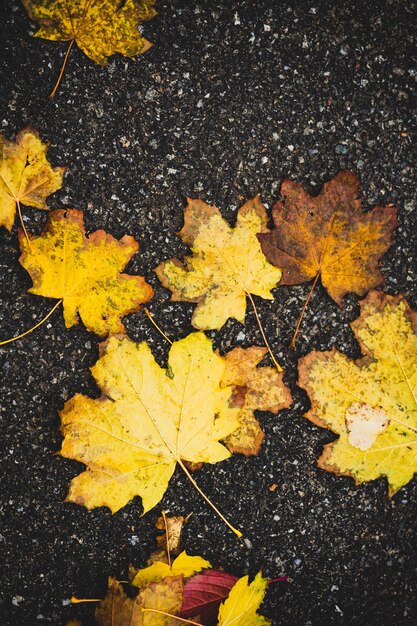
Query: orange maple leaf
[[258, 171, 397, 344]]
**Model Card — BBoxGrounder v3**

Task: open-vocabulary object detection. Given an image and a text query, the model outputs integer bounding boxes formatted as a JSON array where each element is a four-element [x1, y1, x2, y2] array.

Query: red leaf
[[178, 569, 238, 625]]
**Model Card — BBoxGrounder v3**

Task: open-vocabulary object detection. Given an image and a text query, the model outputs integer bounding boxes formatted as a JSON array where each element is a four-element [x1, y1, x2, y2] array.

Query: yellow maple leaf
[[23, 0, 156, 65], [298, 291, 417, 496], [60, 332, 241, 526], [23, 0, 157, 96], [132, 551, 211, 588], [155, 196, 282, 331], [95, 576, 183, 626], [221, 346, 292, 455], [217, 572, 270, 626], [19, 208, 153, 336], [0, 128, 64, 231]]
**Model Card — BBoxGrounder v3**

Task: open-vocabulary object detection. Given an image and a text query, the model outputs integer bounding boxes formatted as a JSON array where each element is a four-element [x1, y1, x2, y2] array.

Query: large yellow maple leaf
[[155, 196, 282, 330], [23, 0, 156, 65], [217, 573, 270, 626], [299, 291, 417, 496], [19, 208, 153, 336], [0, 128, 64, 231], [60, 332, 241, 517]]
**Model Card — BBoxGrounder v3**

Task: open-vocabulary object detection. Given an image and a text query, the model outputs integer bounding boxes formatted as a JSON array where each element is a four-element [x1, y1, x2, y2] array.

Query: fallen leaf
[[298, 291, 417, 495], [95, 576, 183, 626], [95, 577, 143, 626], [221, 346, 292, 455], [259, 172, 397, 306], [132, 551, 211, 588], [217, 572, 270, 626], [155, 514, 186, 555], [19, 208, 153, 336], [60, 332, 240, 516], [23, 0, 157, 95], [0, 128, 64, 231], [155, 196, 282, 330], [179, 569, 238, 625], [258, 172, 397, 344]]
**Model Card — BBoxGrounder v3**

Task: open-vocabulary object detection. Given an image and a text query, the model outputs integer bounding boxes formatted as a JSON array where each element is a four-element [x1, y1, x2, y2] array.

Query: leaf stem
[[290, 273, 320, 348], [162, 510, 171, 568], [70, 596, 102, 603], [49, 38, 74, 99], [246, 292, 283, 372], [144, 308, 173, 344], [177, 459, 242, 538], [141, 607, 202, 625], [0, 299, 62, 346], [16, 200, 32, 251]]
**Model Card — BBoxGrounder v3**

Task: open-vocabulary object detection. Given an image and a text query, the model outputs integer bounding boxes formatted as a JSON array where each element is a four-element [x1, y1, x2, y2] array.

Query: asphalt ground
[[1, 0, 417, 624]]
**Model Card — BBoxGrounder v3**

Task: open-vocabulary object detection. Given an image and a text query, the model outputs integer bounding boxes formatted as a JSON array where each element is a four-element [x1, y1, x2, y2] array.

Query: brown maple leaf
[[258, 171, 397, 345]]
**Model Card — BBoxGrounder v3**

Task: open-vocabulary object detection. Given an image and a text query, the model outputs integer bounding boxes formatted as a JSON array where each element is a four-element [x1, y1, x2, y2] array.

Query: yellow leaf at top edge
[[0, 128, 64, 231], [155, 196, 282, 330], [132, 550, 211, 588], [217, 572, 271, 626], [298, 291, 417, 495], [22, 0, 157, 65]]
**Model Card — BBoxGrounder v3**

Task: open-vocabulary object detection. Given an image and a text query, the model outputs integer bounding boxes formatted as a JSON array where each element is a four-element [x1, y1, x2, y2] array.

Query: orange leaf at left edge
[[19, 209, 154, 337], [259, 171, 398, 306]]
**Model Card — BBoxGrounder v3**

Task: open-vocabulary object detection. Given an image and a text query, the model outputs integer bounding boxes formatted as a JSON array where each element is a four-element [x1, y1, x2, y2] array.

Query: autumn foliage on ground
[[70, 515, 274, 625], [1, 119, 414, 623]]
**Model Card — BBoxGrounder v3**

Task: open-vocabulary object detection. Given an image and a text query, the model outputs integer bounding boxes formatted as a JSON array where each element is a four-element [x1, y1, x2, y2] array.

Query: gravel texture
[[1, 0, 417, 624]]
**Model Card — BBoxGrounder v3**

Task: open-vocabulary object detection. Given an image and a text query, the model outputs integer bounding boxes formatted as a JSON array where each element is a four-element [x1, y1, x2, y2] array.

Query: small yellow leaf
[[60, 332, 240, 514], [299, 291, 417, 495], [132, 550, 211, 588], [0, 128, 64, 231], [155, 196, 282, 330], [23, 0, 157, 66], [19, 209, 153, 336], [217, 572, 270, 626]]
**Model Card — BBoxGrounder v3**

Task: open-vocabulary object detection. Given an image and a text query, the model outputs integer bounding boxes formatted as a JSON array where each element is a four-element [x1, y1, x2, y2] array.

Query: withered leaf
[[259, 171, 397, 306]]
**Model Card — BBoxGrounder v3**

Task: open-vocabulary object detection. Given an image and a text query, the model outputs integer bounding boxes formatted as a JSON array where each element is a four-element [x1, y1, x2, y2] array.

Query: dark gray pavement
[[1, 1, 417, 624]]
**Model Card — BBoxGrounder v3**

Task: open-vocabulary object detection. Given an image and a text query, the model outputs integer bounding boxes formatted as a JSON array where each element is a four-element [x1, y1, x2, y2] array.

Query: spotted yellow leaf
[[299, 291, 417, 495], [19, 208, 153, 336], [60, 332, 241, 518], [155, 196, 282, 330], [0, 128, 64, 231], [23, 0, 157, 65], [217, 572, 270, 626]]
